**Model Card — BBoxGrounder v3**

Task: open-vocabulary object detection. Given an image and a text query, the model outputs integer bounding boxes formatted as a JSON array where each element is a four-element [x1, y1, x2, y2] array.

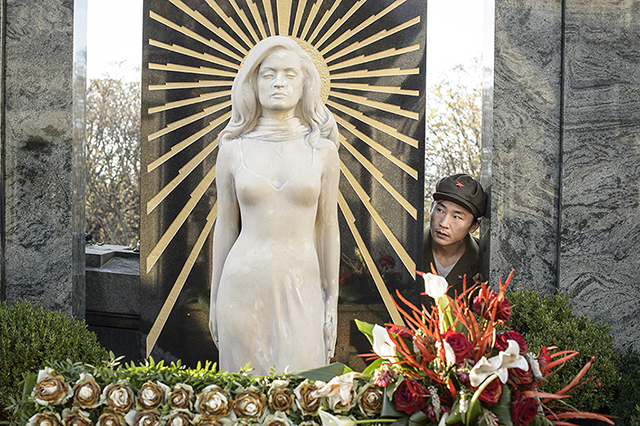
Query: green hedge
[[506, 289, 619, 413], [0, 300, 110, 423]]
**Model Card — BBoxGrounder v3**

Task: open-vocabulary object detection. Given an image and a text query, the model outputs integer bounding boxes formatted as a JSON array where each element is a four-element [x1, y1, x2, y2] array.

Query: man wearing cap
[[423, 173, 487, 299]]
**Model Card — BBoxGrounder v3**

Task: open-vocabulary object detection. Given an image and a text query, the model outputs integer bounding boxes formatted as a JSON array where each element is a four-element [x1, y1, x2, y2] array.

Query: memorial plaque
[[141, 0, 425, 367]]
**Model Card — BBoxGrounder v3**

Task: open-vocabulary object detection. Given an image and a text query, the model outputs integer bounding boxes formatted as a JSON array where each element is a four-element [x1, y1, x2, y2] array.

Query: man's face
[[429, 200, 479, 248]]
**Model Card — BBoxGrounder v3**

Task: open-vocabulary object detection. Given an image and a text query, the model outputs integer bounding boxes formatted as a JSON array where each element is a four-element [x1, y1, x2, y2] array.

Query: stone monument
[[141, 0, 426, 367]]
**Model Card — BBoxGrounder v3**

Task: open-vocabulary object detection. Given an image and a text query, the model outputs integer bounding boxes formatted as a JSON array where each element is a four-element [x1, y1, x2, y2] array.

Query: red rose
[[378, 255, 395, 268], [475, 377, 502, 406], [472, 292, 511, 324], [443, 330, 473, 363], [339, 270, 353, 285], [495, 331, 528, 354], [389, 326, 412, 340], [511, 391, 539, 426], [496, 298, 511, 323], [393, 378, 427, 415], [508, 367, 534, 390]]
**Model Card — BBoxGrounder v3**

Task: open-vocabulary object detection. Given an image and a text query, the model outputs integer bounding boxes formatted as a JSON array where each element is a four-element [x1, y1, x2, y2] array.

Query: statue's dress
[[216, 118, 326, 375]]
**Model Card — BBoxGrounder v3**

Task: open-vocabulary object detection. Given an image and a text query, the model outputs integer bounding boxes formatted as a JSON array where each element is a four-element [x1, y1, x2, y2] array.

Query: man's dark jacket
[[422, 226, 481, 301]]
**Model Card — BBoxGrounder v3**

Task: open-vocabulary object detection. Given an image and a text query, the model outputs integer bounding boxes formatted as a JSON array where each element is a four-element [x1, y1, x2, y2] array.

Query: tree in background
[[425, 64, 482, 225], [85, 78, 141, 246]]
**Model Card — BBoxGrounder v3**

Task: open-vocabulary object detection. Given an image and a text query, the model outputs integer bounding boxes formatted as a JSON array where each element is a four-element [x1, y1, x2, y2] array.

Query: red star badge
[[455, 180, 464, 188]]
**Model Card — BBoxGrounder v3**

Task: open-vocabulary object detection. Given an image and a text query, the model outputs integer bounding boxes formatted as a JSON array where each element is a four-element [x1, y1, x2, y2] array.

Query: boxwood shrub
[[0, 300, 110, 423], [506, 288, 619, 413]]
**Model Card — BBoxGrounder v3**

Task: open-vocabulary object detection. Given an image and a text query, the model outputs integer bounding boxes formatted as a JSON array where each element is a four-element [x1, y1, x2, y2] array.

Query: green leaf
[[362, 358, 384, 376], [446, 395, 463, 425], [491, 385, 512, 426], [291, 362, 353, 381], [381, 387, 405, 418], [408, 410, 431, 426], [355, 319, 375, 346]]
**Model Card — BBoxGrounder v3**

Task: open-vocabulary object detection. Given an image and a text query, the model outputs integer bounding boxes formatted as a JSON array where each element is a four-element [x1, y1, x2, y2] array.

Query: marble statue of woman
[[209, 36, 340, 375]]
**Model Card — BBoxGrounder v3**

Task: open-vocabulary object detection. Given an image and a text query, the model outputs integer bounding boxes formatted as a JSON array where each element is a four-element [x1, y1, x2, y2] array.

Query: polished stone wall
[[0, 0, 86, 318], [487, 0, 640, 349]]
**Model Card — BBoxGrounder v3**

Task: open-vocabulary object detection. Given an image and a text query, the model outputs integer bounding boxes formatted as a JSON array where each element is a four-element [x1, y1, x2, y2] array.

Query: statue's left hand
[[323, 312, 337, 359]]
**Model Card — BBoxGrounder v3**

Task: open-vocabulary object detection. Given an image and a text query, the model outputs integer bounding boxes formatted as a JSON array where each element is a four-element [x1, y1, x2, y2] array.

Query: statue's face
[[257, 49, 303, 119]]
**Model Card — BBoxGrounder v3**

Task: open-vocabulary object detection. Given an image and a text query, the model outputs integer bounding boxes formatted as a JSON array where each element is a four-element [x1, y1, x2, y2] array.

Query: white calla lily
[[469, 340, 529, 387], [422, 273, 448, 300], [372, 325, 396, 360], [318, 410, 356, 426]]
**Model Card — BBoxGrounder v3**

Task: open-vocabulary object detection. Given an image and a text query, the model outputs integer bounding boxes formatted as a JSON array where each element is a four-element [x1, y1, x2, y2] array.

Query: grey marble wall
[[559, 1, 640, 349], [0, 0, 86, 318], [486, 0, 564, 294], [488, 0, 640, 349]]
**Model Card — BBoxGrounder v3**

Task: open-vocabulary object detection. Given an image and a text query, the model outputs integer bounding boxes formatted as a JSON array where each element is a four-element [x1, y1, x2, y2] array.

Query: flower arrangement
[[357, 270, 614, 426], [11, 271, 615, 426], [13, 360, 389, 426]]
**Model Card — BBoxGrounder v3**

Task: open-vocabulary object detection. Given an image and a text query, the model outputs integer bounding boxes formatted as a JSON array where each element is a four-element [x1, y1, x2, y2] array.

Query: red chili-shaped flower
[[495, 331, 528, 354], [393, 377, 427, 415], [537, 347, 551, 376], [442, 330, 474, 363], [511, 391, 539, 426]]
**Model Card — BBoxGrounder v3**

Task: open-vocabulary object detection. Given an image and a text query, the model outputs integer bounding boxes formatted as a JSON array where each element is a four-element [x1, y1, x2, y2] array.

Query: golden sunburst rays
[[143, 0, 424, 354]]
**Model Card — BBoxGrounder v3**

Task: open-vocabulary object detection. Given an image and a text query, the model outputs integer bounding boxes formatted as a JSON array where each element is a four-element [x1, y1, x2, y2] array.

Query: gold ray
[[163, 1, 249, 55], [291, 0, 309, 37], [148, 63, 237, 77], [325, 16, 421, 63], [146, 165, 217, 274], [277, 0, 293, 35], [147, 139, 218, 215], [340, 160, 416, 278], [148, 112, 230, 172], [148, 90, 231, 115], [149, 80, 233, 91], [247, 0, 268, 39], [315, 0, 366, 48], [229, 0, 261, 44], [331, 82, 419, 96], [330, 67, 419, 79], [149, 39, 239, 70], [338, 192, 403, 324], [328, 45, 419, 69], [320, 0, 406, 55], [300, 0, 322, 40], [327, 100, 418, 148], [150, 11, 244, 62], [329, 90, 418, 120], [340, 135, 416, 219], [205, 0, 255, 48], [147, 101, 231, 142], [334, 114, 417, 179], [146, 203, 217, 357], [263, 0, 276, 36], [307, 0, 340, 43]]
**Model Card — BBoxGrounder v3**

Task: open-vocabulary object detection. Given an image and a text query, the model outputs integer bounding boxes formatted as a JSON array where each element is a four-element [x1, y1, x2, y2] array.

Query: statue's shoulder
[[217, 138, 242, 167], [315, 137, 339, 156]]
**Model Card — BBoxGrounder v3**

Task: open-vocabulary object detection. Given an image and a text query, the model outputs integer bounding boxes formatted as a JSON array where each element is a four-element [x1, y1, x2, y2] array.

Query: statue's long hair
[[218, 36, 338, 148]]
